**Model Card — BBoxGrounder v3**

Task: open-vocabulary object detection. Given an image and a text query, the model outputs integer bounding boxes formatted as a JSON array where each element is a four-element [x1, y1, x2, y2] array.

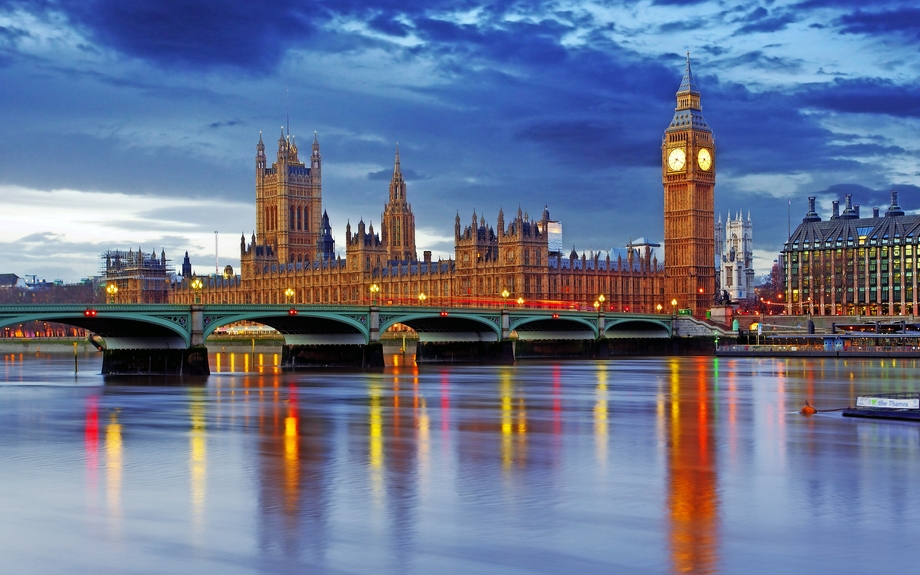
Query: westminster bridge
[[0, 304, 725, 374]]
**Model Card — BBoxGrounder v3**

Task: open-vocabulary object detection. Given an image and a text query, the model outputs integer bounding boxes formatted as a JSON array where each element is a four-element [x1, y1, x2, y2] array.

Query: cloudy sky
[[1, 0, 918, 282]]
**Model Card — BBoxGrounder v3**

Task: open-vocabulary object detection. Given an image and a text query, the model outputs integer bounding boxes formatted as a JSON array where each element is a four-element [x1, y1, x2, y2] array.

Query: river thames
[[2, 352, 920, 574]]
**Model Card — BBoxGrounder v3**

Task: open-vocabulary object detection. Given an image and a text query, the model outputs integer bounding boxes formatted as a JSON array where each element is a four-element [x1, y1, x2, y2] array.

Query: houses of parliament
[[111, 58, 717, 315]]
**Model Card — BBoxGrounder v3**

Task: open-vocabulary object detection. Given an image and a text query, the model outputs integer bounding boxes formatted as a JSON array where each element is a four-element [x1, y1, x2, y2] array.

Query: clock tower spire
[[662, 53, 716, 315]]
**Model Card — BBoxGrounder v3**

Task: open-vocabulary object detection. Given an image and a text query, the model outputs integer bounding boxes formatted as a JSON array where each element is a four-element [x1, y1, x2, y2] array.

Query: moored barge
[[842, 393, 920, 421]]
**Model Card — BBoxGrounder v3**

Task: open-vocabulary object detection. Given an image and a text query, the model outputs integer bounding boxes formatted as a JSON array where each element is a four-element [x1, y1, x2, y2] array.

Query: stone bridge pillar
[[597, 312, 606, 338], [190, 305, 204, 347], [501, 309, 510, 339], [369, 306, 380, 343]]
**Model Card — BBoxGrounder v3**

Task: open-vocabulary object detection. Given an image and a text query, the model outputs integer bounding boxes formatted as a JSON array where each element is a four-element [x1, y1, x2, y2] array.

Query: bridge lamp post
[[191, 277, 203, 304], [285, 287, 295, 304], [516, 297, 525, 308], [671, 298, 678, 317], [418, 292, 427, 306], [501, 289, 510, 308], [657, 303, 663, 314], [598, 294, 605, 312], [106, 283, 118, 304], [370, 284, 380, 306]]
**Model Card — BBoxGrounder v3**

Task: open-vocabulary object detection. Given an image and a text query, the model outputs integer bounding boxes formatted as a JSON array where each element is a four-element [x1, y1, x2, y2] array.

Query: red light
[[552, 313, 559, 319], [84, 309, 96, 317], [288, 308, 298, 315], [440, 311, 448, 317]]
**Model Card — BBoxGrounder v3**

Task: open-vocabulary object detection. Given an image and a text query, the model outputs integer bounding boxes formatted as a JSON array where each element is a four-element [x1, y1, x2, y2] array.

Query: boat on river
[[842, 393, 920, 421]]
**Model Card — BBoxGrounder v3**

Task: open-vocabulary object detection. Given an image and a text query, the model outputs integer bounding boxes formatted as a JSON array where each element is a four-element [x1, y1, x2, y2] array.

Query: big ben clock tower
[[663, 53, 715, 316]]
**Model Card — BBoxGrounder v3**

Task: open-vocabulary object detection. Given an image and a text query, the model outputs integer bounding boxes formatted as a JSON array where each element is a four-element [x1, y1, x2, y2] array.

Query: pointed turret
[[256, 132, 265, 167], [181, 251, 192, 277], [667, 52, 709, 132], [316, 209, 335, 262], [277, 126, 287, 162], [394, 143, 401, 175], [678, 51, 700, 96]]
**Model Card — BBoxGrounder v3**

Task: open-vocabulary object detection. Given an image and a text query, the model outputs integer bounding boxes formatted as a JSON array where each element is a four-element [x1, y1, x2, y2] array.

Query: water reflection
[[189, 388, 206, 537], [666, 358, 719, 575], [255, 382, 330, 566], [594, 366, 608, 466], [106, 410, 123, 531], [6, 356, 920, 573]]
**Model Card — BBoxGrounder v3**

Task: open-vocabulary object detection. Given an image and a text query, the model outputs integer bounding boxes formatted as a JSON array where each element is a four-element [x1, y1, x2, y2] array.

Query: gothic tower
[[662, 54, 716, 314], [255, 128, 323, 265], [380, 144, 418, 262]]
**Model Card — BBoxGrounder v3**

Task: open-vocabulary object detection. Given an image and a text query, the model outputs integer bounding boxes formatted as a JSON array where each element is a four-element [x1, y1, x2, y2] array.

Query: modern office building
[[783, 191, 918, 315]]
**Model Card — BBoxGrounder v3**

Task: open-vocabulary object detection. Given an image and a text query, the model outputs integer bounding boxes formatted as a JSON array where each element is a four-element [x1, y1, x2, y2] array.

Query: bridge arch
[[0, 310, 191, 349], [380, 313, 501, 342], [510, 315, 599, 340], [605, 318, 671, 339], [203, 312, 370, 345]]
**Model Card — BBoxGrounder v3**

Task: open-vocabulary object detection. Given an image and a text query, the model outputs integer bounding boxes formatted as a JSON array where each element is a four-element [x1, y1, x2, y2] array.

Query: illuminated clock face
[[667, 147, 686, 171], [698, 148, 712, 171]]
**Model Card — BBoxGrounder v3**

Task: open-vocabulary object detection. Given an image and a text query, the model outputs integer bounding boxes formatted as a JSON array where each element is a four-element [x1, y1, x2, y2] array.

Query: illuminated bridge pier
[[0, 304, 724, 375]]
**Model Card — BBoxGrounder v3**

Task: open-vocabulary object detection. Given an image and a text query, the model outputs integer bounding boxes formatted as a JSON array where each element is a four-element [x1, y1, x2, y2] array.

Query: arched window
[[290, 206, 295, 229], [297, 206, 302, 230]]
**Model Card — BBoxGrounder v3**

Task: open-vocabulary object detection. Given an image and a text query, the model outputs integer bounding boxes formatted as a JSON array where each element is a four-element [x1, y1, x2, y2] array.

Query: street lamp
[[598, 294, 606, 312], [370, 283, 379, 305], [106, 283, 118, 304], [671, 298, 678, 317], [657, 303, 663, 314], [516, 296, 525, 307], [501, 289, 510, 308], [418, 292, 427, 305], [190, 276, 203, 304], [284, 287, 295, 304]]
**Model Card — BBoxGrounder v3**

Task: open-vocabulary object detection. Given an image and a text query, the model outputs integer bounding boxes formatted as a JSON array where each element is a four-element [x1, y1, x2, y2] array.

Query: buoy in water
[[800, 401, 817, 415]]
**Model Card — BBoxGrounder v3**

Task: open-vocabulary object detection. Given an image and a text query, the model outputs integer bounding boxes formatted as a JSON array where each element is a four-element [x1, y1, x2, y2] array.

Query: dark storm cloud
[[733, 7, 797, 35], [715, 50, 803, 71], [651, 0, 710, 5], [806, 183, 920, 213], [208, 119, 246, 130], [796, 78, 920, 118], [49, 0, 316, 71], [694, 78, 838, 175], [368, 13, 412, 37], [658, 18, 711, 33], [0, 24, 29, 42], [795, 0, 914, 10], [836, 9, 920, 41], [515, 120, 659, 168], [412, 16, 573, 65], [829, 142, 907, 157]]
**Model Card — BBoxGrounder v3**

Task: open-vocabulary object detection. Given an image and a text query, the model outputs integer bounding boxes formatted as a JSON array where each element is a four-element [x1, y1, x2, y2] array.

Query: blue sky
[[1, 0, 918, 281]]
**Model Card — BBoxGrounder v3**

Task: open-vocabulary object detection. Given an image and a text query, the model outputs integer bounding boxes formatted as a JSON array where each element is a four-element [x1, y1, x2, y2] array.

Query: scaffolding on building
[[100, 248, 174, 303]]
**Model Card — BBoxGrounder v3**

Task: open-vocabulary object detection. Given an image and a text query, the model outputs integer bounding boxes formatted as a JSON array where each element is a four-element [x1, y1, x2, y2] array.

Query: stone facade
[[154, 61, 716, 314], [662, 54, 717, 315], [717, 211, 754, 301]]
